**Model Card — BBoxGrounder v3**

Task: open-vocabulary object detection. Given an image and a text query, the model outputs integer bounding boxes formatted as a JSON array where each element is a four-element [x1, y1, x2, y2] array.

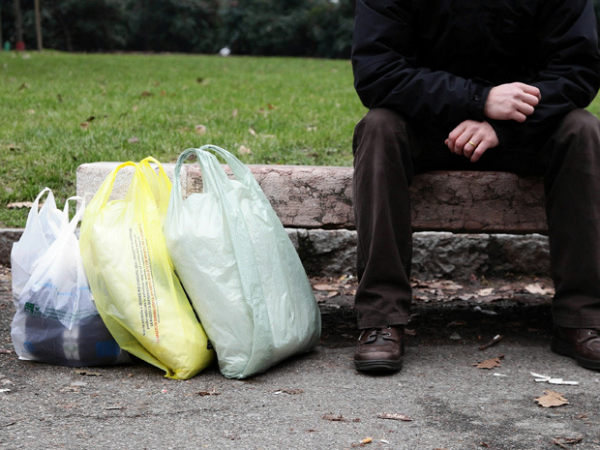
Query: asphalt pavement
[[1, 266, 599, 450]]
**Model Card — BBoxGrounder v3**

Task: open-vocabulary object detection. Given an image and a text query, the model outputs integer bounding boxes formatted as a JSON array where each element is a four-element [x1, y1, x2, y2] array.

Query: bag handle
[[28, 187, 61, 239], [139, 157, 172, 219], [60, 196, 86, 236], [86, 161, 140, 213], [198, 145, 252, 182], [198, 144, 276, 211], [31, 187, 53, 211], [173, 148, 227, 196], [171, 148, 232, 217]]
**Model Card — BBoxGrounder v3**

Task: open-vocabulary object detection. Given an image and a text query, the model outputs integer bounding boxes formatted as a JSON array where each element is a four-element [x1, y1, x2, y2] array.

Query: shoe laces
[[359, 327, 394, 342]]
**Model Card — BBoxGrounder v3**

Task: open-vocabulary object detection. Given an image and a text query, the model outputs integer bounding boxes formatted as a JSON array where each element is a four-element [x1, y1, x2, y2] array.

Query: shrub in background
[[1, 0, 221, 54], [126, 0, 221, 54], [218, 0, 352, 58], [218, 0, 311, 56], [307, 0, 354, 59], [14, 0, 600, 58], [17, 0, 129, 51], [1, 0, 354, 58]]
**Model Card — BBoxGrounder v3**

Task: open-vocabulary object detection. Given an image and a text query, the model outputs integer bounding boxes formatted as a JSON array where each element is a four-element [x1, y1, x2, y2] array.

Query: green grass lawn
[[2, 51, 600, 228], [0, 51, 365, 227]]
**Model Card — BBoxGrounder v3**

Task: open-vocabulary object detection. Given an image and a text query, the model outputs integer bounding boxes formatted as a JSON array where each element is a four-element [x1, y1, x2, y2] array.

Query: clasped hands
[[445, 82, 541, 162]]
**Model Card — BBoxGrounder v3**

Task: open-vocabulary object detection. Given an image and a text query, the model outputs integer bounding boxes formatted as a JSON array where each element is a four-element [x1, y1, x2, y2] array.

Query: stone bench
[[73, 163, 550, 280]]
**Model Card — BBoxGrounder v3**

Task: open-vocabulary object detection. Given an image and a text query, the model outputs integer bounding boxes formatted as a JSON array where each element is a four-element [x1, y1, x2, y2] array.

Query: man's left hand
[[445, 120, 499, 162]]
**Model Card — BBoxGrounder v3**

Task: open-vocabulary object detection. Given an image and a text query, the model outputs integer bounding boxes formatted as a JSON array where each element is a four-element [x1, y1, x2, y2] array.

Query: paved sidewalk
[[1, 266, 599, 450]]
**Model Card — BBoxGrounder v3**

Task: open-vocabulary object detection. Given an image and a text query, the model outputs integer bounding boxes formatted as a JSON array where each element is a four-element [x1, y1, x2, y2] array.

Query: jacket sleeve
[[489, 0, 600, 148], [351, 0, 490, 126]]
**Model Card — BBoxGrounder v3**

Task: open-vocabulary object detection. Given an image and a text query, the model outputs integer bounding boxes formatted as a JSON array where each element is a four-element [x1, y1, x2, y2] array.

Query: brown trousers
[[353, 108, 600, 329]]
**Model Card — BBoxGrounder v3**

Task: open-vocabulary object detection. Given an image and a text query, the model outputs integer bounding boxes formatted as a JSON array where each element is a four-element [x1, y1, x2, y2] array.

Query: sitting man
[[351, 0, 600, 373]]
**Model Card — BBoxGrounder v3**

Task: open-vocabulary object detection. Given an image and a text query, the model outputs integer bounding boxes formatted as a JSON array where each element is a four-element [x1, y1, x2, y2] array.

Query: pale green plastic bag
[[164, 145, 321, 379]]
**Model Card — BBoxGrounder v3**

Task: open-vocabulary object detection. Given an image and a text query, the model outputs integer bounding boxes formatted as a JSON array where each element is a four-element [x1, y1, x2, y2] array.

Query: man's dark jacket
[[352, 0, 600, 147]]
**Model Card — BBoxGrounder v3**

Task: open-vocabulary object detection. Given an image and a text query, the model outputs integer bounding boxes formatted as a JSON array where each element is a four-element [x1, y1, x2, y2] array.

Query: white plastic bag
[[164, 145, 321, 379], [11, 188, 62, 303], [11, 196, 128, 366]]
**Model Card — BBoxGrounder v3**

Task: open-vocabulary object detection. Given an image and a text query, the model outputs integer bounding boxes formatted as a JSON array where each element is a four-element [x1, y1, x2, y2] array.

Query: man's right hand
[[484, 82, 541, 122]]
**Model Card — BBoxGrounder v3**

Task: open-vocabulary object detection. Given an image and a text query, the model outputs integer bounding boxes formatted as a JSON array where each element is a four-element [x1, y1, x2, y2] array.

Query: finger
[[447, 130, 463, 153], [520, 92, 540, 107], [454, 134, 472, 155], [470, 141, 490, 162], [519, 83, 541, 99], [454, 141, 464, 155], [445, 138, 453, 152], [517, 102, 535, 116], [448, 123, 468, 142], [510, 110, 528, 123], [463, 138, 478, 158]]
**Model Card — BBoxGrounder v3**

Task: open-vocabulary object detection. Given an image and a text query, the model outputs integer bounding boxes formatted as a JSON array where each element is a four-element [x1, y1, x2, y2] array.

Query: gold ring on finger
[[468, 140, 477, 148]]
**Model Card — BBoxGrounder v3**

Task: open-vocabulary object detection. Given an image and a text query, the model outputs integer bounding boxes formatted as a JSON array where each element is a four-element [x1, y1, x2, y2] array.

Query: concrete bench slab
[[76, 163, 547, 234]]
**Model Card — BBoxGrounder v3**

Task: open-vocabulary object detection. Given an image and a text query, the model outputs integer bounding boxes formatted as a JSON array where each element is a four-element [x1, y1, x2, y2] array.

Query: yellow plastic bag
[[79, 159, 214, 379]]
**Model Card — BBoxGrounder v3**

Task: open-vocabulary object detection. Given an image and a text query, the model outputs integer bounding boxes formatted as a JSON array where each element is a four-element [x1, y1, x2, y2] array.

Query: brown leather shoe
[[354, 326, 404, 373], [551, 326, 600, 370]]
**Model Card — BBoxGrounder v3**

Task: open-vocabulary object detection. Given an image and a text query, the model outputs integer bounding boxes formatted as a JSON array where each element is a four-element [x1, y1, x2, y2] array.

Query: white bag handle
[[31, 187, 61, 242], [60, 196, 86, 237]]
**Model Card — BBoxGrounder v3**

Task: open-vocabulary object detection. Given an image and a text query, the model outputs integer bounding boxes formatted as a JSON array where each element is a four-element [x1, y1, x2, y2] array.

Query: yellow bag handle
[[86, 161, 140, 214], [139, 157, 172, 221]]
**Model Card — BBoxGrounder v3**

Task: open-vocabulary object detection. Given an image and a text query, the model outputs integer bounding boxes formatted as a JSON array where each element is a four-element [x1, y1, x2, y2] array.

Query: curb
[[1, 228, 550, 280]]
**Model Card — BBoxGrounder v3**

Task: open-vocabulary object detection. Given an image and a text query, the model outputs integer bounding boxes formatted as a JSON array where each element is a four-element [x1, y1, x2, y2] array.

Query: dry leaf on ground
[[322, 413, 360, 422], [477, 288, 495, 296], [377, 412, 413, 421], [196, 389, 221, 397], [271, 388, 304, 395], [552, 437, 583, 449], [6, 202, 35, 209], [524, 283, 546, 294], [74, 369, 102, 377], [313, 284, 339, 291], [473, 355, 504, 369], [417, 280, 463, 291], [535, 390, 569, 408], [238, 145, 252, 155]]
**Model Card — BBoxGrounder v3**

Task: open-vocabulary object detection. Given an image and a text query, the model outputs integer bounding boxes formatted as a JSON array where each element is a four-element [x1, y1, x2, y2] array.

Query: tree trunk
[[0, 3, 3, 46], [14, 0, 24, 49], [34, 0, 43, 50], [51, 0, 72, 52]]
